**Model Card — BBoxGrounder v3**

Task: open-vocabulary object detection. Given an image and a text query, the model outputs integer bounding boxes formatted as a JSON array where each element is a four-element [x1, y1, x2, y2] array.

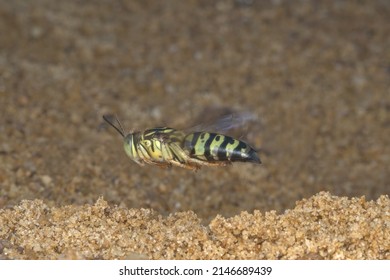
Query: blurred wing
[[189, 112, 257, 134]]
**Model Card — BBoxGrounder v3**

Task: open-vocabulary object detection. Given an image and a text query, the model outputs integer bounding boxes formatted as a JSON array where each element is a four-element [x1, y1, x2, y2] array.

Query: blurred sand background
[[0, 0, 389, 259]]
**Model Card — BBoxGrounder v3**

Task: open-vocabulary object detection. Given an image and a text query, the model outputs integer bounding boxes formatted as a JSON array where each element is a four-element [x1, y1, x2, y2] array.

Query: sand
[[0, 192, 388, 259], [0, 0, 389, 259]]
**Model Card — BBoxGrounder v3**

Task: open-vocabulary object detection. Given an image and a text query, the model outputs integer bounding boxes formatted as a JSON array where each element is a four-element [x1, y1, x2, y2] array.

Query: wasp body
[[183, 132, 260, 164], [103, 114, 261, 171]]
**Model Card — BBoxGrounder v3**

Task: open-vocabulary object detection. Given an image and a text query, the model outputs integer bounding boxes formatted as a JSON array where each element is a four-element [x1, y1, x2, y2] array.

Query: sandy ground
[[1, 193, 389, 259], [0, 0, 389, 259]]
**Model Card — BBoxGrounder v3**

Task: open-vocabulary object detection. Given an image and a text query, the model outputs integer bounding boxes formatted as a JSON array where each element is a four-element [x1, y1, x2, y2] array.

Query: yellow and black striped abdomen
[[183, 132, 261, 164]]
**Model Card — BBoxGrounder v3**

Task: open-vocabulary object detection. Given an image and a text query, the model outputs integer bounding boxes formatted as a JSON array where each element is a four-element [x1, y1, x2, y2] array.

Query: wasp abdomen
[[183, 132, 261, 164]]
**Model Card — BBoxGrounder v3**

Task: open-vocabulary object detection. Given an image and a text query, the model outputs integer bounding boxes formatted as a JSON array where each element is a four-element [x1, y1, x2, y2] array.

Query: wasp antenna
[[103, 114, 125, 137]]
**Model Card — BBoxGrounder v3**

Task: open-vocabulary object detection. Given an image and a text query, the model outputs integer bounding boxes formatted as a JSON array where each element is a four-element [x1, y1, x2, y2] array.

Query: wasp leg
[[169, 160, 200, 171], [186, 157, 232, 167], [167, 143, 201, 171], [151, 161, 172, 169]]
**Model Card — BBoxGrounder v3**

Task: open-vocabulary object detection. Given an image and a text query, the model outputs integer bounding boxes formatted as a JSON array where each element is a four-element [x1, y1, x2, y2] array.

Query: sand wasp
[[103, 113, 261, 171]]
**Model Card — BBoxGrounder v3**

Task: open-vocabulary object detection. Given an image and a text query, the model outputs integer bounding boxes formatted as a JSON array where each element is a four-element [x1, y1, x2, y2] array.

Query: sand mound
[[1, 192, 388, 259]]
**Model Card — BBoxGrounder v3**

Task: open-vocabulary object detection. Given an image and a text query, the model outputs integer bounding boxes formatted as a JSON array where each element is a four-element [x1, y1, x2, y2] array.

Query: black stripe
[[217, 136, 235, 161], [230, 141, 247, 161], [144, 127, 172, 137], [203, 133, 216, 161], [150, 141, 155, 152], [188, 132, 201, 155]]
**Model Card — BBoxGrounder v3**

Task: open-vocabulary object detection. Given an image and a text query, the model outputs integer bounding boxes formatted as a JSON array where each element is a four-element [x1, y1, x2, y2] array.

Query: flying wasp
[[102, 113, 261, 171]]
